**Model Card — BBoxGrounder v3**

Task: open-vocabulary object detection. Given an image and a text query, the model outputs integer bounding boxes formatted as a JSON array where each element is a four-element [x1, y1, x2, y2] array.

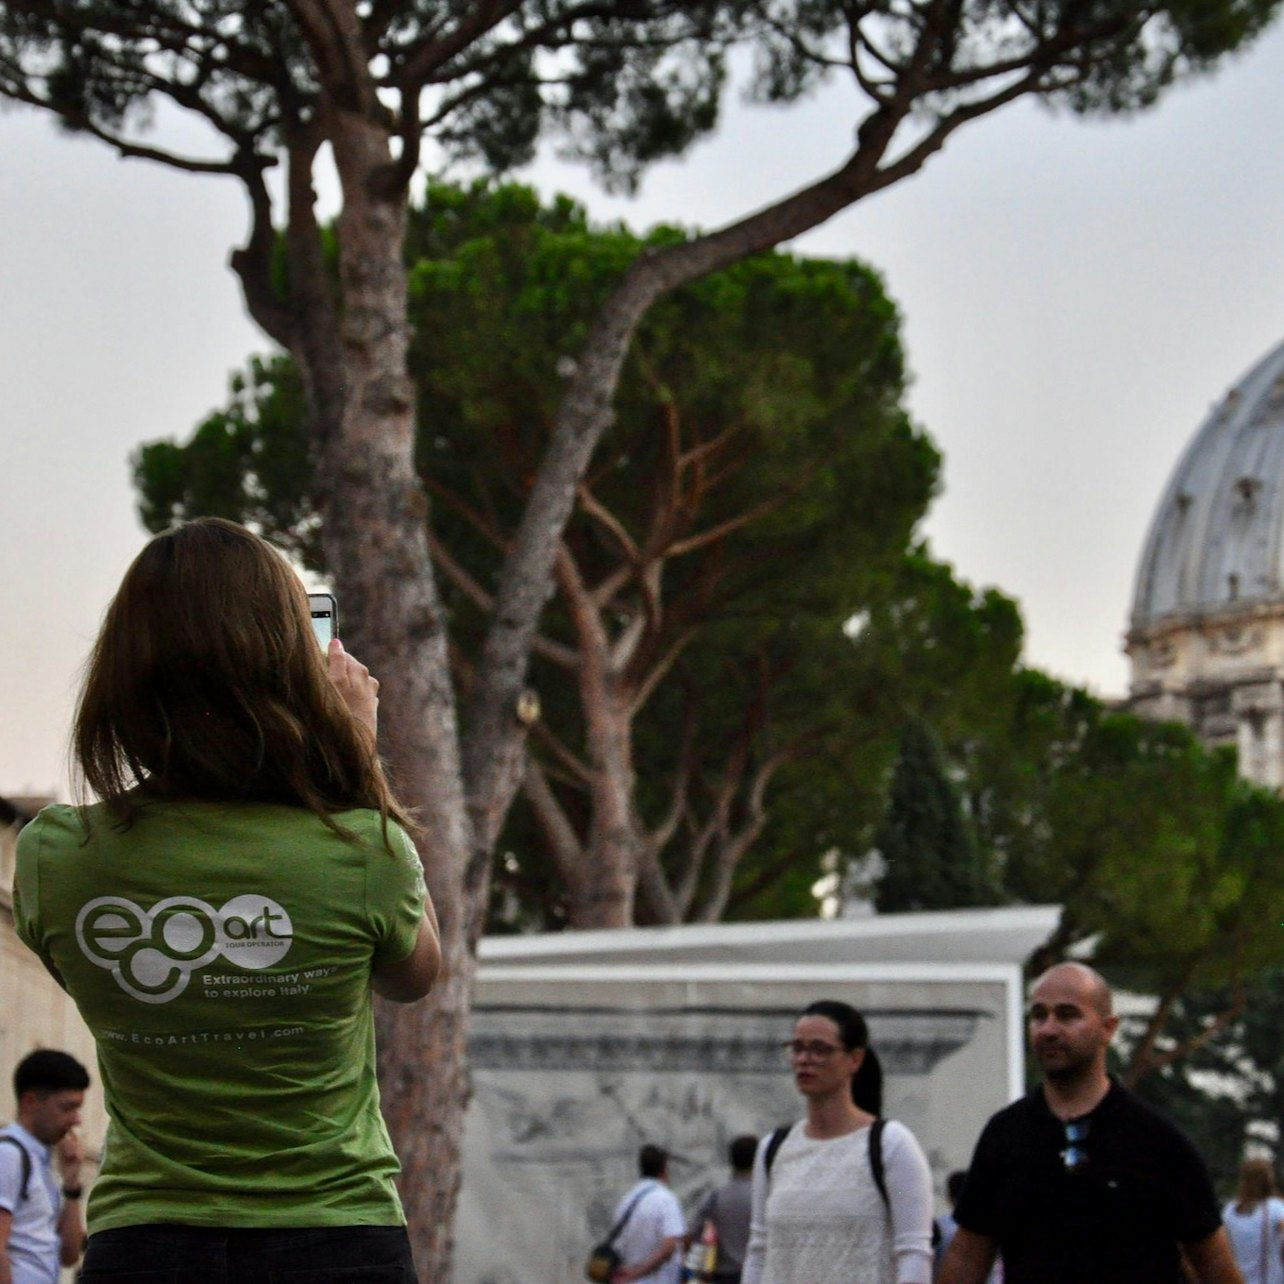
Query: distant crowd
[[589, 964, 1271, 1284]]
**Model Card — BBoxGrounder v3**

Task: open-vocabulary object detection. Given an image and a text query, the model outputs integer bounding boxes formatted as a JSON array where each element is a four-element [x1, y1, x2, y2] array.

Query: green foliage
[[916, 665, 1284, 1045], [986, 693, 1257, 985], [399, 182, 954, 925], [5, 1, 1280, 205], [731, 551, 1025, 920], [873, 718, 1002, 912], [134, 356, 319, 567], [135, 179, 996, 926], [0, 3, 754, 193], [1128, 963, 1284, 1191]]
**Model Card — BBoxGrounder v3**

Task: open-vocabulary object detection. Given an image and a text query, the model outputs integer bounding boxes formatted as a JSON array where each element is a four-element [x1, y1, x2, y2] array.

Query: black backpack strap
[[868, 1117, 888, 1209], [764, 1119, 890, 1213], [605, 1181, 653, 1247], [762, 1125, 791, 1177], [0, 1135, 32, 1202]]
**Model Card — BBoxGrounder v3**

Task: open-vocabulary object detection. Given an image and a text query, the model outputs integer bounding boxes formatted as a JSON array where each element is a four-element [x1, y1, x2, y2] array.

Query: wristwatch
[[61, 1186, 83, 1199]]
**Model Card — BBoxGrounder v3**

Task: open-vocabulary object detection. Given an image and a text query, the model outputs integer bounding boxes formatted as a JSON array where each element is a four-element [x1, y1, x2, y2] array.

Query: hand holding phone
[[327, 638, 379, 739]]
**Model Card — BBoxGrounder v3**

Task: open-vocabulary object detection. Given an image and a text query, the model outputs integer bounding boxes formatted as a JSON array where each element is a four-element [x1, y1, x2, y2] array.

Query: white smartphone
[[308, 593, 338, 649]]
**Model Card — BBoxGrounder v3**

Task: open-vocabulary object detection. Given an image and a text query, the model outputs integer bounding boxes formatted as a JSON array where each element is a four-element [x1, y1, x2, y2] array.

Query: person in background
[[934, 1172, 1000, 1284], [14, 517, 440, 1284], [935, 1172, 966, 1267], [938, 962, 1240, 1284], [611, 1144, 686, 1284], [1222, 1158, 1284, 1284], [742, 998, 934, 1284], [0, 1049, 90, 1284], [686, 1134, 757, 1284]]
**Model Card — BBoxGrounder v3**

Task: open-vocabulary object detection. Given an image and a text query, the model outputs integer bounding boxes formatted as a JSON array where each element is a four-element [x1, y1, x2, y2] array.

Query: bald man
[[938, 963, 1242, 1284]]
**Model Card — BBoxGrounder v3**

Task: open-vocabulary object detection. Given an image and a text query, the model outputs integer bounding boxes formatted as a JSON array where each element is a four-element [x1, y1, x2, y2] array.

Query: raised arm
[[55, 1133, 87, 1267]]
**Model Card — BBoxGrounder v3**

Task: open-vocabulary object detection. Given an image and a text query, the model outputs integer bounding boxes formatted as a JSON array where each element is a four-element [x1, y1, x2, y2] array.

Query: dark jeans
[[79, 1223, 418, 1283]]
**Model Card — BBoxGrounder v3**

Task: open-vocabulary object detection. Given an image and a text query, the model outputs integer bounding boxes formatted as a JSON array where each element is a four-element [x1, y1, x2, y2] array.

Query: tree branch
[[1140, 984, 1248, 1077], [1123, 957, 1201, 1088], [526, 720, 593, 789], [521, 756, 588, 888]]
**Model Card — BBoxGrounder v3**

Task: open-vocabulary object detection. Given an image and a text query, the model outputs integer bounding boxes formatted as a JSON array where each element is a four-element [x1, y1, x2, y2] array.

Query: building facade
[[1129, 337, 1284, 786]]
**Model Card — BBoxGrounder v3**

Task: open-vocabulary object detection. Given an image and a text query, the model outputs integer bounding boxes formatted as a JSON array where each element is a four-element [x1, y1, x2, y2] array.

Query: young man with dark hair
[[609, 1144, 685, 1284], [0, 1049, 90, 1284], [938, 963, 1241, 1284]]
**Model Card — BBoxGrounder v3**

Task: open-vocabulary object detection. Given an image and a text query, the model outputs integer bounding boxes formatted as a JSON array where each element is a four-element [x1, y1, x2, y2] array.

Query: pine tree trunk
[[319, 108, 475, 1284], [575, 691, 642, 928]]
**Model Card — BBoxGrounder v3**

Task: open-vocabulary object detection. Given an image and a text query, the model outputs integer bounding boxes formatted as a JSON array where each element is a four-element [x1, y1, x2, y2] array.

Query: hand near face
[[56, 1130, 84, 1184]]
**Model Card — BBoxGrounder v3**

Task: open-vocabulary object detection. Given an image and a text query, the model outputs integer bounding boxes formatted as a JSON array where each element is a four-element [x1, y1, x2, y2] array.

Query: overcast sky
[[3, 21, 1283, 798]]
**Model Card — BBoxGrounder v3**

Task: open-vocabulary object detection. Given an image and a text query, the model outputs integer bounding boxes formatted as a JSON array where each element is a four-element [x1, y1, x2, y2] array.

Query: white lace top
[[741, 1120, 934, 1284]]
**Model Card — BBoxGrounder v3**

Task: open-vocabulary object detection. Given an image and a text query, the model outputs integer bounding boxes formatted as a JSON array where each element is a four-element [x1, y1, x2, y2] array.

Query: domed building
[[1128, 337, 1284, 787]]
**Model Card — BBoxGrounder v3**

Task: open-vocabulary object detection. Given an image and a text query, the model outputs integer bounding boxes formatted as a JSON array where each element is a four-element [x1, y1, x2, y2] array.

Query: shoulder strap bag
[[586, 1182, 653, 1282]]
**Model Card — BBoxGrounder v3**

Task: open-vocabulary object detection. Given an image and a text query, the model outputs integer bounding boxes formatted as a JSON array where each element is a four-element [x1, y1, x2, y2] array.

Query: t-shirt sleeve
[[951, 1117, 1002, 1236], [741, 1133, 773, 1284], [882, 1121, 935, 1284], [365, 820, 428, 965], [0, 1140, 25, 1215], [13, 811, 52, 967], [1165, 1120, 1222, 1243]]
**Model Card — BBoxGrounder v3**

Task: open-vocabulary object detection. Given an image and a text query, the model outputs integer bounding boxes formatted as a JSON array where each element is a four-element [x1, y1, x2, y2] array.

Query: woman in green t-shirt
[[15, 517, 440, 1284]]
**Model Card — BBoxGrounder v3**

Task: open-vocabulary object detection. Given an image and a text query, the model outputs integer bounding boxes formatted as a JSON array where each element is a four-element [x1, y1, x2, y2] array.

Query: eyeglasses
[[1060, 1118, 1090, 1175], [782, 1040, 844, 1061]]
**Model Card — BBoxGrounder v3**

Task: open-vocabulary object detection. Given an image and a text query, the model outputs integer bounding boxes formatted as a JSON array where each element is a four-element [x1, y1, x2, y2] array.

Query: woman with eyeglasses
[[1223, 1158, 1284, 1284], [741, 999, 934, 1284], [13, 518, 441, 1284]]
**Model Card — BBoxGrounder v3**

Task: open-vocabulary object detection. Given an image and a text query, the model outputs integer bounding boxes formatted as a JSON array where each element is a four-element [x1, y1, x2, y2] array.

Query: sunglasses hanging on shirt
[[1060, 1118, 1091, 1175]]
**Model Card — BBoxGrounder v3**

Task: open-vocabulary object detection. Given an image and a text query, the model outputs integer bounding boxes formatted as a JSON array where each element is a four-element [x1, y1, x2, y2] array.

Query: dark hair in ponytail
[[802, 999, 883, 1116]]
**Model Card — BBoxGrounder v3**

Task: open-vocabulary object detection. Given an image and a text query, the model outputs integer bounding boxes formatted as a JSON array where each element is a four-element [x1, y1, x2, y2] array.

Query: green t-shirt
[[14, 800, 426, 1233]]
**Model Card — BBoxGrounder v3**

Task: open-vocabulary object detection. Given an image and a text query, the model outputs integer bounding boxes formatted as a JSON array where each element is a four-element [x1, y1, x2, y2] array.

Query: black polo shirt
[[953, 1080, 1222, 1283]]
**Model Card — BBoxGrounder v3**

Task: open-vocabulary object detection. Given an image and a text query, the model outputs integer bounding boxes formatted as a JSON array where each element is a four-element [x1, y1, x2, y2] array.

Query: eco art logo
[[75, 894, 294, 1004]]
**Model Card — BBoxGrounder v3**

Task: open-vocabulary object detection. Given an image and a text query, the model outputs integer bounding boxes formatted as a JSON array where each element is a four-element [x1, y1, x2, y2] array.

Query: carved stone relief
[[455, 997, 995, 1284]]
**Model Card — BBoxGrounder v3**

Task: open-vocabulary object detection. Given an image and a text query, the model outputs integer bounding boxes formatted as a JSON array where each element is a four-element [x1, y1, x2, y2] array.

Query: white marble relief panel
[[454, 996, 999, 1284]]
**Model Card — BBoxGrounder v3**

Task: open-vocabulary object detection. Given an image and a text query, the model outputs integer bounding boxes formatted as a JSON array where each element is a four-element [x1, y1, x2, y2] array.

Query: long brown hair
[[74, 518, 411, 835]]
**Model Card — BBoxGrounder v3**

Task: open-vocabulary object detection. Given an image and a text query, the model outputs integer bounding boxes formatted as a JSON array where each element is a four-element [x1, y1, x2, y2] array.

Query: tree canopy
[[1130, 966, 1284, 1188], [873, 717, 1002, 912], [884, 664, 1284, 1087], [139, 178, 1020, 930]]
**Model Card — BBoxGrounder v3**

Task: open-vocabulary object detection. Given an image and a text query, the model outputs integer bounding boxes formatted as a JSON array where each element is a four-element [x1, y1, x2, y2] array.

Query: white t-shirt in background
[[1223, 1196, 1284, 1284], [0, 1123, 61, 1284], [613, 1179, 685, 1284]]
